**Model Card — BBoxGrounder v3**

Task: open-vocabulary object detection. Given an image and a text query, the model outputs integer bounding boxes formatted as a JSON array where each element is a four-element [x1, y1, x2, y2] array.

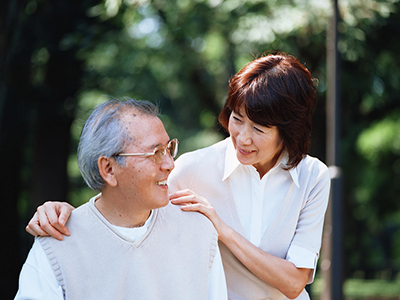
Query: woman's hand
[[26, 201, 75, 241], [169, 189, 230, 239]]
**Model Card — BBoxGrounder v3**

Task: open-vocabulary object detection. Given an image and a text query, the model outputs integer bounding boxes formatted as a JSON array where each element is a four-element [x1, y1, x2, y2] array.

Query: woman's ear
[[98, 156, 118, 187]]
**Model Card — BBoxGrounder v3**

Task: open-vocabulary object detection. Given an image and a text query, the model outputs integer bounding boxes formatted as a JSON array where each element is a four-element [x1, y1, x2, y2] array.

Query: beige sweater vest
[[39, 199, 218, 300]]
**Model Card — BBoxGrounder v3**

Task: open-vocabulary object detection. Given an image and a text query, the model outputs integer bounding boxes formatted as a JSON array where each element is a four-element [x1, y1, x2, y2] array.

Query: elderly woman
[[26, 53, 330, 299]]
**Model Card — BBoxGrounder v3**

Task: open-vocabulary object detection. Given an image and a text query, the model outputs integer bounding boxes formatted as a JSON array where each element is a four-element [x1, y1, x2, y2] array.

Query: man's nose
[[161, 151, 175, 171]]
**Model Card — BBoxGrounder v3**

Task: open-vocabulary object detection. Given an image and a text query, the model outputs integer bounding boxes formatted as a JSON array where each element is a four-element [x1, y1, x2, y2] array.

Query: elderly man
[[15, 99, 227, 300]]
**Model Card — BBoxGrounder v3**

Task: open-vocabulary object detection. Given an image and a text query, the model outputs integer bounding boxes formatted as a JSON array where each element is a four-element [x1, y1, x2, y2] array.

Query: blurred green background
[[1, 0, 400, 298]]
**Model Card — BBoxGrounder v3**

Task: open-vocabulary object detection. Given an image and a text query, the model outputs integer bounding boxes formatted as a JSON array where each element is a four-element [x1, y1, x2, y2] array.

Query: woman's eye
[[254, 127, 264, 133], [233, 116, 242, 122]]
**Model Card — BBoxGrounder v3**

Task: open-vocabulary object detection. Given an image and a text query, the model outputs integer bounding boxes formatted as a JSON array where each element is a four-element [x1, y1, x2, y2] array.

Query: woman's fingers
[[26, 202, 74, 240], [170, 195, 197, 205], [169, 189, 193, 201], [25, 212, 50, 237], [36, 206, 65, 241], [57, 204, 73, 235], [170, 192, 213, 216], [181, 202, 212, 214], [169, 189, 209, 205]]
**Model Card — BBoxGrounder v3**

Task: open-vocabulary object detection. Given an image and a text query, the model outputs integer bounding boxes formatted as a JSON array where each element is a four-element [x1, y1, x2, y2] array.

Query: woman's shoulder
[[300, 154, 328, 169], [176, 138, 228, 166], [171, 138, 227, 185], [298, 155, 331, 181]]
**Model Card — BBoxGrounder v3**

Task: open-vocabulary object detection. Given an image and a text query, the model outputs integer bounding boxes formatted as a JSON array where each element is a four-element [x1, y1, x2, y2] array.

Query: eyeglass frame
[[114, 138, 179, 165]]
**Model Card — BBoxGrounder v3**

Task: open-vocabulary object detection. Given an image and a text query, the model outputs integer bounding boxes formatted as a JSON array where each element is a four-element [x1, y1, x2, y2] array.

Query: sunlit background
[[1, 0, 400, 298]]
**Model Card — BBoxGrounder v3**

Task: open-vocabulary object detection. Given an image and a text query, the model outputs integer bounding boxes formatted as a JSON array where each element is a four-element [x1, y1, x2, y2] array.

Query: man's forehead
[[120, 110, 153, 132], [120, 110, 167, 148], [120, 107, 140, 119], [119, 109, 154, 124]]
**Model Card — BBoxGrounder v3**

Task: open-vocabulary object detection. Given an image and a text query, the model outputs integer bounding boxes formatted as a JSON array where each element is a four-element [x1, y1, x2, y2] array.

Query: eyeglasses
[[115, 138, 179, 165]]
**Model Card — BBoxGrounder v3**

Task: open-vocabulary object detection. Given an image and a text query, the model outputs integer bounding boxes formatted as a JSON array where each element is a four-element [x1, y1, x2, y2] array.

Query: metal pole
[[321, 0, 343, 299]]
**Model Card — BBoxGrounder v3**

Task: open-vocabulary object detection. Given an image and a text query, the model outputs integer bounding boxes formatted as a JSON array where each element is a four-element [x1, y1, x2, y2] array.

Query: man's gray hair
[[77, 98, 159, 191]]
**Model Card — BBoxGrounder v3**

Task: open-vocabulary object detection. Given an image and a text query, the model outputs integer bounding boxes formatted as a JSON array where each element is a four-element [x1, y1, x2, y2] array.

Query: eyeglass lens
[[168, 139, 178, 158], [154, 139, 178, 164]]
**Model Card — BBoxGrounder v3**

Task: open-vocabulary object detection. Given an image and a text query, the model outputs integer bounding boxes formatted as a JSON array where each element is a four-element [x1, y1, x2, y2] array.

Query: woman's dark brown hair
[[218, 53, 318, 169]]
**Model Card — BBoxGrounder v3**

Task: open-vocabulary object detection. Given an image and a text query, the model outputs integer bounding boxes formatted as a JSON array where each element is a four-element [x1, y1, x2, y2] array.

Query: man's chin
[[153, 196, 170, 209]]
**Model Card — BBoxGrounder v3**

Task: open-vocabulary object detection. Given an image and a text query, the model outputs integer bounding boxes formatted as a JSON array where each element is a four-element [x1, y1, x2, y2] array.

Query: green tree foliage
[[71, 0, 400, 280], [1, 0, 400, 297], [0, 0, 117, 296], [338, 0, 400, 279]]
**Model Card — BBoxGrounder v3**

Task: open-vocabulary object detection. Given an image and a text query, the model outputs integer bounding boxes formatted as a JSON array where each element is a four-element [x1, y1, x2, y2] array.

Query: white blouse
[[169, 137, 331, 291], [223, 138, 320, 275]]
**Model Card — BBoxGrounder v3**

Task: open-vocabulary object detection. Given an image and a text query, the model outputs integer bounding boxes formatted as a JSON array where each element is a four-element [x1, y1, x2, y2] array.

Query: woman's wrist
[[217, 222, 235, 243]]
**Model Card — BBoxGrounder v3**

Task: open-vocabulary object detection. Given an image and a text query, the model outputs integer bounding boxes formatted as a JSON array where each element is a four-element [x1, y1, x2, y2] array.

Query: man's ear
[[98, 156, 118, 187]]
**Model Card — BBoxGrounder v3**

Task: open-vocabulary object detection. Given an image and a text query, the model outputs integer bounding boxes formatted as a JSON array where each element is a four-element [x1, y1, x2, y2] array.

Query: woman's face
[[228, 105, 284, 176]]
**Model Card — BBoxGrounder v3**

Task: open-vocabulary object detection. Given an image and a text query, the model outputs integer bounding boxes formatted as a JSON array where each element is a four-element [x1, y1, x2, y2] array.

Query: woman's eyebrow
[[233, 110, 243, 117]]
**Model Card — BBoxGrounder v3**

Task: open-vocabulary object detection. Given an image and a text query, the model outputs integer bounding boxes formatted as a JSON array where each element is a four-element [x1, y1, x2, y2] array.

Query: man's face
[[114, 110, 174, 211]]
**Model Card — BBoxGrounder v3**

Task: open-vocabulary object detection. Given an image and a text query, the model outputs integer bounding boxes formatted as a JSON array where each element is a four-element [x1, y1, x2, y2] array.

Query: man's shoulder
[[159, 204, 218, 260], [61, 200, 102, 236], [67, 201, 91, 222], [162, 203, 216, 231]]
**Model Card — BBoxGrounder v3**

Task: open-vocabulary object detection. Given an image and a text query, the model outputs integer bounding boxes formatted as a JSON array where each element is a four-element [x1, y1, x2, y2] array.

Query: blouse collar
[[223, 137, 300, 188]]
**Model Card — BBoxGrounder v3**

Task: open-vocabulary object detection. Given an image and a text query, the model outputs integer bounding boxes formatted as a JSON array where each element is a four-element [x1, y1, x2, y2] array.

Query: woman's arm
[[169, 189, 311, 299], [26, 201, 75, 240], [219, 225, 311, 299]]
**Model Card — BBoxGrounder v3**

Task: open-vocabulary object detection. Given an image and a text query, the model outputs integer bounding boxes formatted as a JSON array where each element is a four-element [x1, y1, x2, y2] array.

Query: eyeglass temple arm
[[116, 152, 153, 157]]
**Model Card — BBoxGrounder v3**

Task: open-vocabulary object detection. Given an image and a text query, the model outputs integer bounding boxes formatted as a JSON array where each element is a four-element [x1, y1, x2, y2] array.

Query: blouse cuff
[[286, 244, 319, 284]]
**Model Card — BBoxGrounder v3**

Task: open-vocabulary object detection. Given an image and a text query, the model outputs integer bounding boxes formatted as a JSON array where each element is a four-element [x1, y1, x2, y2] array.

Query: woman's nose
[[238, 127, 252, 145]]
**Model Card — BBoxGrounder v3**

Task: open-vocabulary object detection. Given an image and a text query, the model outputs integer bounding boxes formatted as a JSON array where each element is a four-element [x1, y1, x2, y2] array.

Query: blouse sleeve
[[286, 162, 331, 283]]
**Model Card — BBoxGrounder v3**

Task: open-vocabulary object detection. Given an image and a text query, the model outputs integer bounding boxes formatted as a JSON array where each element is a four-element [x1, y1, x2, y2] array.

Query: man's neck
[[94, 193, 152, 228]]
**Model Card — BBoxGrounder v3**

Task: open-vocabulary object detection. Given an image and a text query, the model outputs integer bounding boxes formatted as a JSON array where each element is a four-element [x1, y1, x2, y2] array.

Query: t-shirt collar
[[223, 137, 300, 188]]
